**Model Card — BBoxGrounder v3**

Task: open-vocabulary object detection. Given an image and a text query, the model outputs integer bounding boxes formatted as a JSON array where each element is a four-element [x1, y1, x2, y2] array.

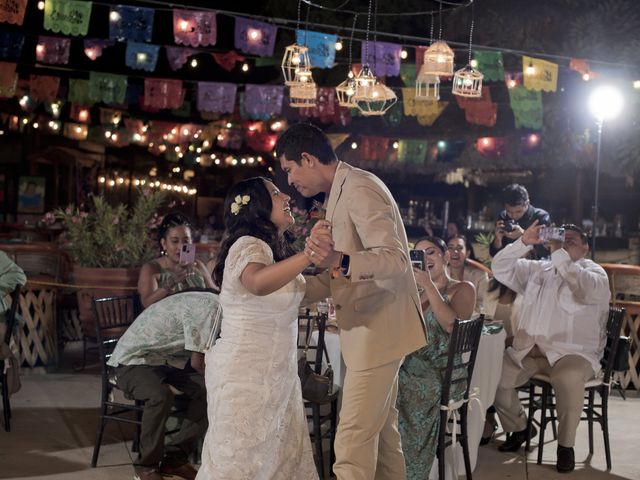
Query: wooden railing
[[601, 263, 640, 390]]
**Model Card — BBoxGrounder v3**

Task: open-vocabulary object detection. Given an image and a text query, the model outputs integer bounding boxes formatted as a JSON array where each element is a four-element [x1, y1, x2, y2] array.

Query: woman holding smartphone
[[138, 212, 215, 308], [397, 236, 476, 480]]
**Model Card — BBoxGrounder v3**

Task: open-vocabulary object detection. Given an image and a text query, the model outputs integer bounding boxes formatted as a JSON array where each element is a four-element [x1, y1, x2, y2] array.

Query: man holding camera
[[490, 183, 551, 259], [491, 222, 610, 473]]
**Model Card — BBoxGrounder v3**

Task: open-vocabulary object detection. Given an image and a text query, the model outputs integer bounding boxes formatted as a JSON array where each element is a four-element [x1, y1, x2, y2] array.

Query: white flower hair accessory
[[230, 195, 251, 215]]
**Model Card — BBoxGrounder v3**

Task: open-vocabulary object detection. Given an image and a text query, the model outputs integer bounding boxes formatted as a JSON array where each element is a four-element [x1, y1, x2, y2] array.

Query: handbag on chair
[[298, 318, 334, 403]]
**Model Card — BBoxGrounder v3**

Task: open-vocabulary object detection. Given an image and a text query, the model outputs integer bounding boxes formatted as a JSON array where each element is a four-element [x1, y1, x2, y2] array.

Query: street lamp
[[587, 85, 623, 260]]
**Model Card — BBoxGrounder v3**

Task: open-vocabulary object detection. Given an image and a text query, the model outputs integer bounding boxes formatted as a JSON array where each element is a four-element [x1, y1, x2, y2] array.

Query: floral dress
[[196, 236, 318, 480], [397, 291, 467, 480]]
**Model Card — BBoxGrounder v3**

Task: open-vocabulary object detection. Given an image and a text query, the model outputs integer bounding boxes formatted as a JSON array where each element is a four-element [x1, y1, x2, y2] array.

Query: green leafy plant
[[474, 232, 495, 267], [43, 190, 166, 268]]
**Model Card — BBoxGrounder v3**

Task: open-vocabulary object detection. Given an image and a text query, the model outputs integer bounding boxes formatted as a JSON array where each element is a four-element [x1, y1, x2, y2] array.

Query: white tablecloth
[[309, 326, 506, 479]]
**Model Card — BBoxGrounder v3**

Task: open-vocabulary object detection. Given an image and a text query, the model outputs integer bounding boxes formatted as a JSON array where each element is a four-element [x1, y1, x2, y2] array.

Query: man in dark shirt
[[489, 184, 551, 258]]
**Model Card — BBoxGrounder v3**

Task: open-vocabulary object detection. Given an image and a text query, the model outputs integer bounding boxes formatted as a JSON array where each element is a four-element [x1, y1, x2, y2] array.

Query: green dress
[[397, 291, 467, 480], [153, 260, 207, 292]]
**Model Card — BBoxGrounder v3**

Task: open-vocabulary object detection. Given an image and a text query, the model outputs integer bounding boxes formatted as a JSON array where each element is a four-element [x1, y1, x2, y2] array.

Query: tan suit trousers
[[494, 347, 594, 447], [333, 358, 405, 480]]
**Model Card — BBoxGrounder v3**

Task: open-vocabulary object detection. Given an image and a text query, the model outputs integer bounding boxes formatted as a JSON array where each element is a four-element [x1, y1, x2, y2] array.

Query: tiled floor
[[1, 342, 639, 480]]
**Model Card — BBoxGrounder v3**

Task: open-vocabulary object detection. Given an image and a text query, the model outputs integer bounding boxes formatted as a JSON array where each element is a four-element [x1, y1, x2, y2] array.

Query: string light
[[400, 49, 408, 60], [525, 60, 535, 75], [37, 1, 45, 10], [109, 10, 120, 22], [335, 40, 343, 51], [190, 58, 198, 68], [241, 62, 250, 72], [179, 19, 189, 31]]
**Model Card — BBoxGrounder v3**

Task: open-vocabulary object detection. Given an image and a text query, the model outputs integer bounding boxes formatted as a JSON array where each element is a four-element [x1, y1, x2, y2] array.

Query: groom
[[276, 123, 427, 479]]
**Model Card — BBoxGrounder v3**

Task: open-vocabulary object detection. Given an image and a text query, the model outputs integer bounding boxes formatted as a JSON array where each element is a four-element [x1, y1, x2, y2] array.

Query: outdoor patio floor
[[1, 342, 639, 480]]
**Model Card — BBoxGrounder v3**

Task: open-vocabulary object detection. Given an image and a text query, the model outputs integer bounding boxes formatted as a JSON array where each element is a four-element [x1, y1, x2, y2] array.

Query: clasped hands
[[304, 219, 342, 270]]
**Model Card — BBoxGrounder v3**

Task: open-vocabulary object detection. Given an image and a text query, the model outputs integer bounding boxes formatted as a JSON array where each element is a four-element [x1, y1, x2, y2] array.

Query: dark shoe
[[557, 445, 575, 473], [480, 421, 498, 446], [498, 425, 537, 452], [160, 462, 198, 480], [134, 469, 163, 480]]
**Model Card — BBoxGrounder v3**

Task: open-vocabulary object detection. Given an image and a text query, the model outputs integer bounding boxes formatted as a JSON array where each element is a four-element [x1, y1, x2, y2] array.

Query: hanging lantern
[[352, 65, 377, 99], [452, 65, 483, 97], [335, 73, 356, 107], [354, 83, 397, 116], [281, 44, 311, 86], [415, 66, 440, 101], [422, 41, 455, 77], [288, 67, 316, 107]]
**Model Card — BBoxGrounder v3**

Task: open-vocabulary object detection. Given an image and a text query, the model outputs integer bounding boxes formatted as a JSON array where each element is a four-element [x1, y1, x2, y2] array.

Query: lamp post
[[587, 86, 623, 260]]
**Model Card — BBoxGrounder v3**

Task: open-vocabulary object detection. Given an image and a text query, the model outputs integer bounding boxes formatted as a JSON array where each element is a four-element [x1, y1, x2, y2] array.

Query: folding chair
[[526, 306, 625, 470], [91, 294, 143, 467], [437, 316, 484, 480], [298, 311, 340, 479], [1, 284, 22, 432]]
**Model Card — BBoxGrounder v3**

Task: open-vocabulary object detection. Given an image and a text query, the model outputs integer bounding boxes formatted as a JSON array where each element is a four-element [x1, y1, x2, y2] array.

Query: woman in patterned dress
[[138, 212, 215, 308], [196, 177, 319, 479], [397, 236, 476, 479]]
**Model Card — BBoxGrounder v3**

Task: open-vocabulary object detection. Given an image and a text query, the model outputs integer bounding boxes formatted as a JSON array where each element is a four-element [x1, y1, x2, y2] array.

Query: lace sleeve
[[226, 236, 274, 281]]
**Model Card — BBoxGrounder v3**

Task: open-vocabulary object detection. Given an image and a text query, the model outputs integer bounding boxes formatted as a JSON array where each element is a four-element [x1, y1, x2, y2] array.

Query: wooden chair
[[298, 312, 340, 479], [437, 316, 484, 480], [91, 294, 143, 467], [526, 306, 625, 470], [1, 285, 22, 432]]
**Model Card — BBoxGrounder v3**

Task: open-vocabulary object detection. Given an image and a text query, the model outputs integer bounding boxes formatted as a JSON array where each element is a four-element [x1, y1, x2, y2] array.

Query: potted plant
[[43, 190, 165, 339]]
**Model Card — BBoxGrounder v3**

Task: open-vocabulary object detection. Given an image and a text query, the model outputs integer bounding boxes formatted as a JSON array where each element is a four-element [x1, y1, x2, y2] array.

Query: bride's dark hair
[[213, 177, 294, 287]]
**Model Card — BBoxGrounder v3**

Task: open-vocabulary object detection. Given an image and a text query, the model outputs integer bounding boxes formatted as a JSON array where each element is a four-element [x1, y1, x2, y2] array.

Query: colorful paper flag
[[173, 9, 217, 47], [44, 0, 92, 36]]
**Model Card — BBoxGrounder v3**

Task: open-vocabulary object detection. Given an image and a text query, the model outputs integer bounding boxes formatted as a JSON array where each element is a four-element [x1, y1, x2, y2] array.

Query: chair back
[[440, 316, 484, 406], [92, 294, 142, 375], [600, 306, 626, 384], [298, 311, 329, 374], [3, 285, 22, 345]]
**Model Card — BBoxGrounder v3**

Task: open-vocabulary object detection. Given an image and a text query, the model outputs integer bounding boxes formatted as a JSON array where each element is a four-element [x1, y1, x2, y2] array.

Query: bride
[[196, 177, 319, 479]]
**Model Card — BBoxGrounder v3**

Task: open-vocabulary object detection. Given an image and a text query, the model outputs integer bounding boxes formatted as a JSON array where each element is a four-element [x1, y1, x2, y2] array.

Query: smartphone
[[409, 249, 425, 270], [179, 243, 196, 264], [539, 226, 565, 242]]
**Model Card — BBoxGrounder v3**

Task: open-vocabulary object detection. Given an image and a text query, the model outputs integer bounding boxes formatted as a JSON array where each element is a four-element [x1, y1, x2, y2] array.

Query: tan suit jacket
[[304, 162, 427, 371]]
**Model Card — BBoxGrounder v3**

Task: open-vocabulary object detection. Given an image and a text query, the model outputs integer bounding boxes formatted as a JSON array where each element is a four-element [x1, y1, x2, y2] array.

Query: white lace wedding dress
[[196, 236, 318, 480]]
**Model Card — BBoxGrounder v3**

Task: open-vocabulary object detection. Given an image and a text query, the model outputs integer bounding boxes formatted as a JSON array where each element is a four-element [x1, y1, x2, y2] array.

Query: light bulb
[[400, 49, 408, 60], [137, 52, 148, 63], [179, 20, 189, 31], [190, 58, 198, 68], [37, 1, 45, 10], [109, 11, 120, 22], [351, 142, 358, 149], [335, 41, 343, 51], [241, 63, 249, 72]]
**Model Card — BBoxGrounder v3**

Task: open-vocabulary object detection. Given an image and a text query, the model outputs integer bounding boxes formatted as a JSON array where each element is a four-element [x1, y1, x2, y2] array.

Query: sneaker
[[498, 425, 537, 452], [160, 462, 198, 480], [133, 469, 163, 480], [557, 445, 575, 473]]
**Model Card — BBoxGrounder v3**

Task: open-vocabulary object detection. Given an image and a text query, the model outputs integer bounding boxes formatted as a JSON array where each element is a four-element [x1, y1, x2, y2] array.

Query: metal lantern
[[354, 83, 397, 116], [415, 66, 440, 101], [452, 65, 483, 98], [422, 41, 455, 77], [288, 67, 317, 107], [335, 74, 356, 107], [352, 64, 377, 99], [281, 44, 311, 86]]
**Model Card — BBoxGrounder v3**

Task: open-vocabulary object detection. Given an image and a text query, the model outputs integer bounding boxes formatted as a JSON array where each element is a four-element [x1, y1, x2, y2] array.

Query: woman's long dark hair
[[213, 177, 294, 288]]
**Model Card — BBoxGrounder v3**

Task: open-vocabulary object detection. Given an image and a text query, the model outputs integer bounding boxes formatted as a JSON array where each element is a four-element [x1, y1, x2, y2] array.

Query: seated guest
[[447, 235, 489, 314], [108, 291, 220, 480], [491, 222, 610, 473], [397, 237, 476, 479], [138, 213, 215, 308], [0, 250, 27, 325]]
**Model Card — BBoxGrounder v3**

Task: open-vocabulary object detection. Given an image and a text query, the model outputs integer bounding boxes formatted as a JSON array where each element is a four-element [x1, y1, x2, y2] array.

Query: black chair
[[437, 316, 484, 480], [526, 306, 625, 470], [91, 294, 143, 467], [1, 284, 22, 432], [298, 312, 340, 479]]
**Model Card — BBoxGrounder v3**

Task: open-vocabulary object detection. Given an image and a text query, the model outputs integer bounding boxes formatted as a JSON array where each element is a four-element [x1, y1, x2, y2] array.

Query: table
[[311, 325, 506, 479]]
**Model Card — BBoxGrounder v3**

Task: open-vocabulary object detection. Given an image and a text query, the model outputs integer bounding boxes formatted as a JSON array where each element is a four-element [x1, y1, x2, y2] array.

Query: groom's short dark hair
[[274, 123, 338, 165]]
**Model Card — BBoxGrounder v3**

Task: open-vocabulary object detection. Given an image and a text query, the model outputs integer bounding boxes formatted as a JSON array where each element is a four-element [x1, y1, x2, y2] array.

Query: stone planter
[[72, 265, 139, 338]]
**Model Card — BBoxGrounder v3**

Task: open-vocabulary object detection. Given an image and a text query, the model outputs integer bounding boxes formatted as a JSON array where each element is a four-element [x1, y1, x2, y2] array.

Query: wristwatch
[[340, 253, 350, 277]]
